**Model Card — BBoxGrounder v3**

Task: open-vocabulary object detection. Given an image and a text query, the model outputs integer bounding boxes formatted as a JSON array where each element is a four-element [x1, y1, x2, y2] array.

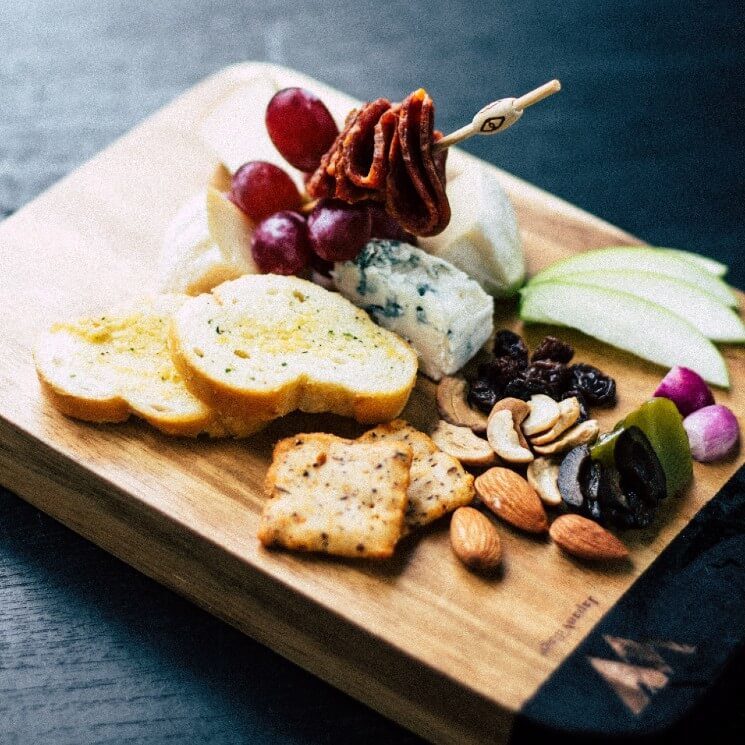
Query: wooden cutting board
[[1, 63, 743, 744]]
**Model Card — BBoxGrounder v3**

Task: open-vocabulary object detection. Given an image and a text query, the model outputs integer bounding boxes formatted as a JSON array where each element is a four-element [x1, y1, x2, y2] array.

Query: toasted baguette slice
[[258, 433, 412, 559], [358, 420, 475, 530], [34, 295, 268, 437], [170, 274, 418, 429]]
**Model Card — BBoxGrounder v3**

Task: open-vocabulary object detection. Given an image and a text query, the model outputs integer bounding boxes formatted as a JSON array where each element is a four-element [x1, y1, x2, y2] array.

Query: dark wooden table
[[1, 1, 743, 743]]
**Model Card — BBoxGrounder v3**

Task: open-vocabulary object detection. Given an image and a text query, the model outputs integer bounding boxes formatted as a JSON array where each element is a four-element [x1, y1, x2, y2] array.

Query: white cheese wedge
[[333, 240, 494, 380], [419, 163, 525, 297], [158, 188, 256, 295], [200, 76, 304, 190]]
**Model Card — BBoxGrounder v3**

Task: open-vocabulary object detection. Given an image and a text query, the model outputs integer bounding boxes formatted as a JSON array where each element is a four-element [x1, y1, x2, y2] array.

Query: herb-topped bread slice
[[169, 274, 418, 429], [34, 295, 267, 437]]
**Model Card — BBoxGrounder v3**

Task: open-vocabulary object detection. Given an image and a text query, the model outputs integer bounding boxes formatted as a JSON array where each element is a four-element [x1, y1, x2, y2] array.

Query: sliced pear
[[200, 76, 304, 189], [660, 248, 728, 277], [550, 270, 745, 342], [519, 281, 729, 387], [205, 187, 257, 274], [530, 247, 737, 307]]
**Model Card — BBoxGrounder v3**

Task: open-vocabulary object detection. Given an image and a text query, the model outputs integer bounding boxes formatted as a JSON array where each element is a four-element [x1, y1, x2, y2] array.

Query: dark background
[[1, 1, 743, 743]]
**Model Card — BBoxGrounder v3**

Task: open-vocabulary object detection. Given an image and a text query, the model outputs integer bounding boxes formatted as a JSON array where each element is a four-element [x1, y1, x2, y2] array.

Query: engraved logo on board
[[480, 116, 506, 132], [588, 635, 696, 715]]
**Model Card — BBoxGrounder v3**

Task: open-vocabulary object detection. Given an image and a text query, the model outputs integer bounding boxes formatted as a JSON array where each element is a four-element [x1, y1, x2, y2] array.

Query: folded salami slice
[[307, 89, 449, 237]]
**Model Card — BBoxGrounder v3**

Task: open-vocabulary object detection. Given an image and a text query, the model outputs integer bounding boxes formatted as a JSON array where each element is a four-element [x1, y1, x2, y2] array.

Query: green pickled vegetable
[[590, 398, 692, 497]]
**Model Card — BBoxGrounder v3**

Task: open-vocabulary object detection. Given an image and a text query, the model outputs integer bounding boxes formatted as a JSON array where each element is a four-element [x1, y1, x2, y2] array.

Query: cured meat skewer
[[307, 80, 560, 238]]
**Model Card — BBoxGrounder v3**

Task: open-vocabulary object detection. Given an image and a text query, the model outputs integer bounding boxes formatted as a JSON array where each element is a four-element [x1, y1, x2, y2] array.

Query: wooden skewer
[[433, 79, 561, 152]]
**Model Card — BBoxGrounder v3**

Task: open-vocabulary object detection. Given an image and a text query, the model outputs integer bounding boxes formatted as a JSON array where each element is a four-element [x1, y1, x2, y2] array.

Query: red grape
[[229, 161, 301, 222], [251, 211, 311, 275], [366, 202, 416, 243], [307, 199, 371, 262], [266, 88, 339, 172]]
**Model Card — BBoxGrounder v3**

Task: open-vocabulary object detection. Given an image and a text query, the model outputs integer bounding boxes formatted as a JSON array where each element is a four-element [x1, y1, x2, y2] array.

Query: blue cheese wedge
[[333, 240, 494, 380]]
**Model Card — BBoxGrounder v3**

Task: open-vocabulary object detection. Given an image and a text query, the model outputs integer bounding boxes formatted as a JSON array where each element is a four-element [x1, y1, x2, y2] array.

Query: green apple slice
[[519, 281, 729, 387], [530, 247, 737, 307], [659, 248, 728, 277], [547, 270, 745, 342]]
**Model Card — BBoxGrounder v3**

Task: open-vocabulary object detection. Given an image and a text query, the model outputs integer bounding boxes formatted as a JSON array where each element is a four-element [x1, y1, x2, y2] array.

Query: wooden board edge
[[0, 413, 514, 745]]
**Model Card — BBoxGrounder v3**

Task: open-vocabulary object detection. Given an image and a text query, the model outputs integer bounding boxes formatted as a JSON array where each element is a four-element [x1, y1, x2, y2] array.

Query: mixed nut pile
[[434, 330, 740, 573]]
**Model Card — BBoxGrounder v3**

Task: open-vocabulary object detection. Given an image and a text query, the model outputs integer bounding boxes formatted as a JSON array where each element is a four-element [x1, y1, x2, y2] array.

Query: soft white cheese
[[419, 163, 525, 297], [333, 240, 494, 380]]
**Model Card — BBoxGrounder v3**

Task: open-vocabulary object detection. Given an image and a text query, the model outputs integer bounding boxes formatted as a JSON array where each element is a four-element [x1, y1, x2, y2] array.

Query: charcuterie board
[[1, 63, 744, 744]]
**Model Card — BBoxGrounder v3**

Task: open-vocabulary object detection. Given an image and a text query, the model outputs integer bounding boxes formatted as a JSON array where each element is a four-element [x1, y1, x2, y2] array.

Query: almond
[[549, 514, 629, 561], [436, 376, 488, 434], [474, 467, 548, 534], [450, 507, 502, 572]]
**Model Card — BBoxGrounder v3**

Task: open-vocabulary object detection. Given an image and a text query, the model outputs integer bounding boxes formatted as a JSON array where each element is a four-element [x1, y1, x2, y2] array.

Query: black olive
[[558, 444, 591, 510], [597, 463, 655, 529], [615, 426, 667, 504]]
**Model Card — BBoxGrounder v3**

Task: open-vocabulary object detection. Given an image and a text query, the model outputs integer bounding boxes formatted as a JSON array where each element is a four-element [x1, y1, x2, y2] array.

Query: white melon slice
[[551, 270, 745, 342], [419, 163, 525, 296], [660, 248, 728, 277], [519, 281, 729, 387], [200, 76, 304, 189], [530, 247, 737, 307]]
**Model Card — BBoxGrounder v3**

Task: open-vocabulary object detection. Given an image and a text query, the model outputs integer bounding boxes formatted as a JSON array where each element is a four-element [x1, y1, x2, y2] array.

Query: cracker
[[258, 433, 411, 559], [358, 420, 475, 529]]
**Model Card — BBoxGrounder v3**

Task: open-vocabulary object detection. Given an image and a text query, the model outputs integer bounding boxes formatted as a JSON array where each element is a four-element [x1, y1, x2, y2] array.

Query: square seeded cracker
[[358, 420, 475, 530], [258, 433, 412, 559]]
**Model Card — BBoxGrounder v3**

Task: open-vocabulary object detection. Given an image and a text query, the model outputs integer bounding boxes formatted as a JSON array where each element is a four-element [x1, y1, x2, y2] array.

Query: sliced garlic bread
[[170, 274, 418, 429], [358, 420, 475, 529], [258, 433, 412, 559], [34, 295, 267, 437]]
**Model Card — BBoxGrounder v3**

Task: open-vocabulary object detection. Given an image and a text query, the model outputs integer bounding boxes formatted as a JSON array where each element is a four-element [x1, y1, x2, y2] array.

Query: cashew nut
[[533, 419, 599, 456], [486, 409, 534, 464], [523, 394, 561, 436], [431, 420, 497, 467], [530, 397, 581, 446], [436, 376, 488, 434], [489, 397, 531, 448], [527, 457, 562, 506]]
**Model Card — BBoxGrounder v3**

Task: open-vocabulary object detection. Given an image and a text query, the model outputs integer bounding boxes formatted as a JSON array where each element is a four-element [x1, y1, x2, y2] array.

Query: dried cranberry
[[523, 361, 570, 398], [468, 379, 498, 413], [568, 363, 617, 406], [493, 330, 528, 367], [562, 389, 589, 422], [531, 336, 574, 364]]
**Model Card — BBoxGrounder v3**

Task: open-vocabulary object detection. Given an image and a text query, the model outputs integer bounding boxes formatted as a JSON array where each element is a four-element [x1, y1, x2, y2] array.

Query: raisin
[[480, 357, 524, 390], [531, 335, 574, 364], [524, 361, 570, 398], [562, 389, 589, 422], [568, 363, 617, 406], [493, 329, 528, 367], [468, 378, 498, 413]]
